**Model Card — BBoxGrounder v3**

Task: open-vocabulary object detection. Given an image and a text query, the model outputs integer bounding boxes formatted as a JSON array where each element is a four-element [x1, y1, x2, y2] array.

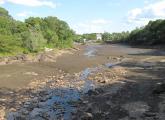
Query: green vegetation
[[0, 7, 75, 56], [74, 33, 98, 44], [102, 31, 129, 43], [82, 33, 97, 40], [127, 20, 165, 45], [102, 19, 165, 46]]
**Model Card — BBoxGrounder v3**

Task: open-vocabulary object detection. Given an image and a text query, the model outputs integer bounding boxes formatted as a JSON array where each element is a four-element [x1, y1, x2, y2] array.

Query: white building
[[96, 33, 102, 40]]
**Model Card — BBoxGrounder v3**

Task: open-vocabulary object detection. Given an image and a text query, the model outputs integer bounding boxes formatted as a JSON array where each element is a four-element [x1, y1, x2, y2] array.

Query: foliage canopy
[[0, 7, 75, 56]]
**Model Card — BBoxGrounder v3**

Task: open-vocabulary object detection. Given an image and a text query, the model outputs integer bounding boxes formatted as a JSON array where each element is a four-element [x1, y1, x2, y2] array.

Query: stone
[[81, 112, 93, 120], [87, 89, 99, 96], [0, 108, 5, 120], [122, 102, 149, 118], [21, 109, 29, 115], [144, 112, 157, 117], [9, 108, 17, 112], [82, 101, 89, 104], [153, 83, 165, 94], [30, 108, 43, 118]]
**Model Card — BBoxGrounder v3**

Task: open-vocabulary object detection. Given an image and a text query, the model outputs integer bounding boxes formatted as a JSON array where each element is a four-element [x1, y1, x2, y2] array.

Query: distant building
[[96, 33, 102, 40], [83, 38, 86, 43]]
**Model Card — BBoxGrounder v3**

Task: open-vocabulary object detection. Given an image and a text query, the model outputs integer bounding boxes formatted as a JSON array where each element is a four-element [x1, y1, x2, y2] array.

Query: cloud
[[0, 0, 56, 8], [72, 19, 112, 34], [127, 0, 165, 25], [0, 0, 4, 4], [16, 11, 34, 17]]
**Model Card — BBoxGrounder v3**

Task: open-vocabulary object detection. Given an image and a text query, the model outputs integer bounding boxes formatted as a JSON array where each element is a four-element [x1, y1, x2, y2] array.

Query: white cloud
[[127, 0, 165, 25], [72, 19, 112, 34], [0, 0, 4, 4], [0, 0, 56, 8], [16, 11, 33, 17]]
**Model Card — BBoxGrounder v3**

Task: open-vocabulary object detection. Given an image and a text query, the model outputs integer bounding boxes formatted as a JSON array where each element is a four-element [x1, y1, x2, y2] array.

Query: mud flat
[[0, 44, 165, 120]]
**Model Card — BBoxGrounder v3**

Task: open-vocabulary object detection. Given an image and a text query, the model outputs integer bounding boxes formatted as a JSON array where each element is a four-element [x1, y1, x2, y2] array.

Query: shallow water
[[36, 89, 80, 120], [84, 45, 101, 57], [33, 66, 99, 120]]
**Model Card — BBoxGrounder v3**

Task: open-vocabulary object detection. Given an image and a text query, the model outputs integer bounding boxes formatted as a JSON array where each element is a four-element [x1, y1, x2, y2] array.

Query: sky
[[0, 0, 165, 34]]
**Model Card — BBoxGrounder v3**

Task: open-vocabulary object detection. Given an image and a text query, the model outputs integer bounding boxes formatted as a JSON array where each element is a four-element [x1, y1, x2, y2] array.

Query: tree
[[0, 7, 75, 56]]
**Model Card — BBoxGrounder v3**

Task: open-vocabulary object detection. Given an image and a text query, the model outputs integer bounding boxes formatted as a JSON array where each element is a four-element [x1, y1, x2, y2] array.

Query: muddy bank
[[0, 49, 73, 66], [73, 54, 165, 120]]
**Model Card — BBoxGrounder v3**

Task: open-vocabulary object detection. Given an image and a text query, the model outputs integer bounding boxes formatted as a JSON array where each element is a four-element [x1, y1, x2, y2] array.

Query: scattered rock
[[122, 102, 149, 118]]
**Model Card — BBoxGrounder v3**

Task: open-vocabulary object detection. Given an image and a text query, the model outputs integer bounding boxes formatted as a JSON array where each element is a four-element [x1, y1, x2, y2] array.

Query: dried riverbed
[[0, 44, 165, 120]]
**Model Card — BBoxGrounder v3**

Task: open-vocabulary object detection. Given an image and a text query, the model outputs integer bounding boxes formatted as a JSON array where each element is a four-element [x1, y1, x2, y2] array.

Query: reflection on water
[[39, 89, 80, 120], [80, 68, 98, 93], [84, 45, 101, 57]]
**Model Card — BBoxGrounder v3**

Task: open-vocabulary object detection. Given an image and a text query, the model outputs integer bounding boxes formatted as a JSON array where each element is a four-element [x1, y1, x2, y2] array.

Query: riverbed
[[0, 44, 165, 120]]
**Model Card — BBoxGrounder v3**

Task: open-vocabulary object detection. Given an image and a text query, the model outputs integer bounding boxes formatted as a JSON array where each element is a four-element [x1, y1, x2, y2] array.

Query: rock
[[144, 112, 157, 117], [153, 83, 165, 94], [9, 108, 17, 112], [0, 108, 5, 120], [38, 102, 47, 108], [41, 112, 50, 120], [0, 98, 6, 102], [85, 103, 93, 112], [30, 108, 43, 118], [24, 72, 38, 76], [160, 59, 165, 63], [8, 56, 17, 61], [98, 79, 106, 83], [122, 102, 149, 118], [81, 112, 93, 120], [86, 112, 93, 117], [105, 101, 115, 108], [24, 101, 31, 105], [87, 90, 99, 96], [16, 55, 26, 60], [7, 112, 18, 120], [21, 109, 29, 115], [0, 61, 7, 65], [45, 47, 53, 52], [82, 101, 89, 104]]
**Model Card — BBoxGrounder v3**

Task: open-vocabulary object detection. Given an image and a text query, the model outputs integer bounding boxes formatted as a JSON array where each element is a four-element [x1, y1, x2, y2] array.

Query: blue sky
[[0, 0, 165, 34]]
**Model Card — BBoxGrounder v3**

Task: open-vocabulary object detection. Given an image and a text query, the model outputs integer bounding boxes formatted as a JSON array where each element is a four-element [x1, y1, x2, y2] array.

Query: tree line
[[74, 33, 97, 43], [102, 19, 165, 45], [0, 7, 75, 56]]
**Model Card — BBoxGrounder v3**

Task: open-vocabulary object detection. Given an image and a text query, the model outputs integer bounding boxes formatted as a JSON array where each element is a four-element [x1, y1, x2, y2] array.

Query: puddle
[[36, 89, 80, 120], [105, 63, 115, 68], [84, 49, 96, 57], [84, 45, 101, 57], [80, 68, 98, 93], [105, 62, 120, 68]]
